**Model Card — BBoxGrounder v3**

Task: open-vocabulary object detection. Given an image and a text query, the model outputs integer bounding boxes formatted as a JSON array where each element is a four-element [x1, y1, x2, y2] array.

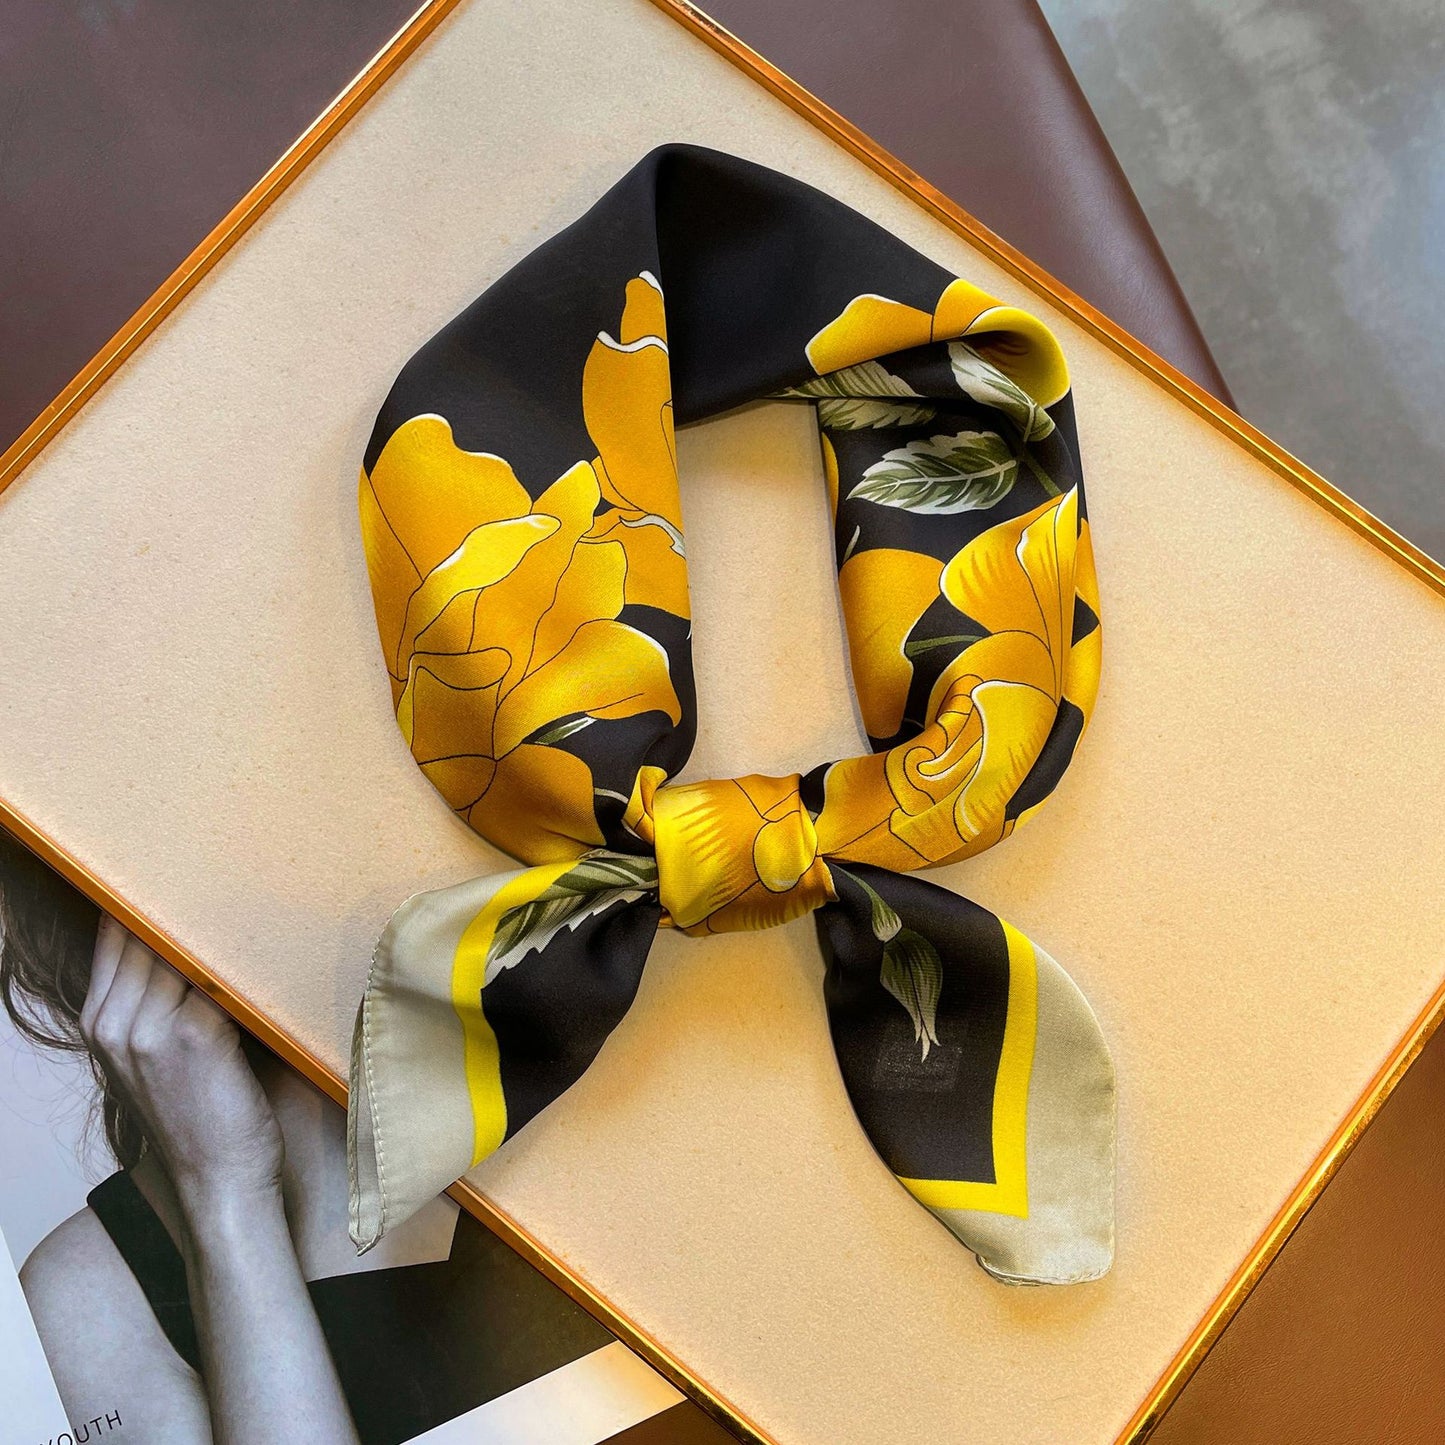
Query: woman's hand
[[78, 918, 361, 1444], [80, 917, 284, 1221]]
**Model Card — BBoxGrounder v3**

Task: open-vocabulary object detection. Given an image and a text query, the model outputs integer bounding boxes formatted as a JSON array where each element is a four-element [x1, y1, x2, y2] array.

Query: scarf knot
[[645, 773, 835, 934]]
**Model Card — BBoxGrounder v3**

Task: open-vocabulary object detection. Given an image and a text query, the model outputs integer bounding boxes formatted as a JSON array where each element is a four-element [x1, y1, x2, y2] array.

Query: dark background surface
[[0, 0, 419, 452], [2, 1, 1442, 1441]]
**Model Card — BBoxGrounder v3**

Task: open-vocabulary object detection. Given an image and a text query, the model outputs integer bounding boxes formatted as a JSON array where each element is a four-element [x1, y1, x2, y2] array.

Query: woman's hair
[[0, 830, 144, 1168]]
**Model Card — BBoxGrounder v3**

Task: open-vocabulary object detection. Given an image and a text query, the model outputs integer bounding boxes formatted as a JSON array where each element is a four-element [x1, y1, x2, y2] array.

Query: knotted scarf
[[348, 145, 1114, 1285]]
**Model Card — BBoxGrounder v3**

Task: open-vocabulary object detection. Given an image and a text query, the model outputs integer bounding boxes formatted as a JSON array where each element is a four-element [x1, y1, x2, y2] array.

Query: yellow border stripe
[[899, 920, 1038, 1218], [451, 861, 573, 1166]]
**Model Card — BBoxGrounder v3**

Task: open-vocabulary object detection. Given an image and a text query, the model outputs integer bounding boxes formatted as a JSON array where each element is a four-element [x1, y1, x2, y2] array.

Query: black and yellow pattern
[[348, 146, 1114, 1284]]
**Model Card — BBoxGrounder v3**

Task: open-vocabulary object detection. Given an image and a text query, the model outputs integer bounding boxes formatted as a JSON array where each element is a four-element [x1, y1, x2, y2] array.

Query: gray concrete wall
[[1041, 0, 1445, 559]]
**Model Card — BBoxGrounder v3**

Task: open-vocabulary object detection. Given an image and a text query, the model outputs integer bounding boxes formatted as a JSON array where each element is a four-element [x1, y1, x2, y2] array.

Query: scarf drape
[[348, 145, 1114, 1285]]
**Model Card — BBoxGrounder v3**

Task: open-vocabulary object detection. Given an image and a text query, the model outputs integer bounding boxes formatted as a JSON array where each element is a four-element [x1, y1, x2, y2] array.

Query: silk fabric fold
[[348, 144, 1114, 1284]]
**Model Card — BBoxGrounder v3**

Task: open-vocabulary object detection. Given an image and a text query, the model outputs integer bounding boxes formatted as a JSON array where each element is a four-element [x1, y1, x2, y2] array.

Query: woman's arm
[[178, 1187, 358, 1445], [80, 918, 360, 1445]]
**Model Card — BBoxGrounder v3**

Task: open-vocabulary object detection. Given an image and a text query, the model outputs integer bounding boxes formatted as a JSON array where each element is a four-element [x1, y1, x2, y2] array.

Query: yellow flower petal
[[468, 744, 603, 862], [366, 415, 531, 576], [743, 775, 807, 823], [819, 659, 1063, 870], [889, 781, 1002, 864], [838, 548, 943, 739], [929, 277, 996, 338], [531, 536, 627, 675], [804, 280, 1069, 407], [652, 778, 767, 929], [955, 679, 1059, 841], [419, 754, 496, 812], [886, 713, 979, 816], [1066, 519, 1102, 717], [1075, 516, 1100, 617], [895, 713, 985, 808], [921, 631, 1058, 725], [623, 763, 667, 846], [588, 511, 690, 617], [399, 647, 509, 764], [652, 775, 831, 932], [753, 812, 819, 893], [359, 470, 420, 681], [616, 272, 666, 345], [470, 462, 601, 693], [695, 872, 833, 933], [821, 433, 840, 515], [1067, 623, 1101, 720], [805, 294, 936, 374], [413, 589, 482, 660], [1019, 486, 1079, 693], [940, 491, 1074, 664], [398, 515, 557, 672], [814, 753, 928, 869], [493, 619, 680, 756], [583, 279, 679, 529]]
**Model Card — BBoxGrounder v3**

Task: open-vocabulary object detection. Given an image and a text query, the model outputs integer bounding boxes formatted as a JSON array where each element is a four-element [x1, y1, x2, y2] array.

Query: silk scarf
[[348, 145, 1114, 1285]]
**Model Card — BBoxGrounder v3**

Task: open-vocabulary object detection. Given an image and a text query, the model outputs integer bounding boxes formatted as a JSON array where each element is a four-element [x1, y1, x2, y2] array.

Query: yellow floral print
[[805, 277, 1071, 408], [648, 773, 834, 934], [836, 547, 945, 740], [816, 488, 1088, 871], [581, 271, 690, 619], [360, 416, 681, 863]]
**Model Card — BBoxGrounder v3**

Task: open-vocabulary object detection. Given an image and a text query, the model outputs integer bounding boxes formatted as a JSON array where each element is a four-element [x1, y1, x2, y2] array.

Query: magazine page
[[0, 827, 732, 1445]]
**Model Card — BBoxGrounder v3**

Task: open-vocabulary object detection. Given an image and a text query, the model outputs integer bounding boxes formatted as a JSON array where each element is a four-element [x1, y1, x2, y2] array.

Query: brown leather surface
[[0, 0, 419, 458], [602, 1401, 740, 1443], [1149, 1024, 1445, 1445], [702, 0, 1233, 407]]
